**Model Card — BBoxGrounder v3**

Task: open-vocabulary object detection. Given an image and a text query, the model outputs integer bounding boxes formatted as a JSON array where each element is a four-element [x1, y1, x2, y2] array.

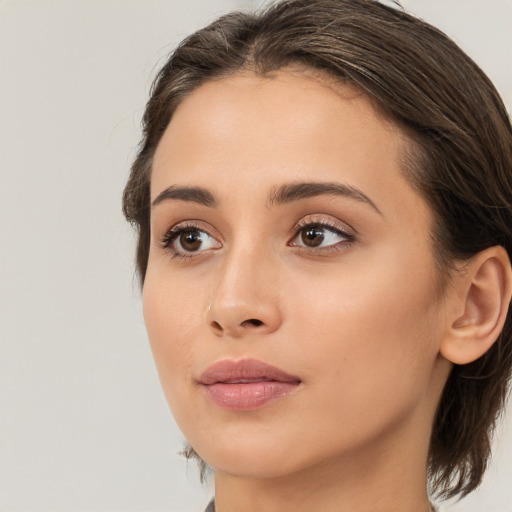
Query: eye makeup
[[158, 212, 357, 260]]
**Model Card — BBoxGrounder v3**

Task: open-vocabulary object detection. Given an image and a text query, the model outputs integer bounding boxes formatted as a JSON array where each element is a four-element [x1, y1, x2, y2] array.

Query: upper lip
[[199, 358, 301, 385]]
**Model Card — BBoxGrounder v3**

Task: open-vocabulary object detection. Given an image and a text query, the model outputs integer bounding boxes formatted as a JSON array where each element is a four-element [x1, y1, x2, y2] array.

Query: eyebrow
[[151, 181, 381, 215], [269, 181, 382, 214], [152, 185, 217, 208]]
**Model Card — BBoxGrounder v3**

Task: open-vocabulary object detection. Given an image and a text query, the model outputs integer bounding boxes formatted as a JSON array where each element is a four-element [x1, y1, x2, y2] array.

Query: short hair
[[123, 0, 512, 500]]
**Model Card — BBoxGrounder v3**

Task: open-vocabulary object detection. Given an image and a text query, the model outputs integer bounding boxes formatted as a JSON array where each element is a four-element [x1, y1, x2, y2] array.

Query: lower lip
[[202, 381, 299, 410]]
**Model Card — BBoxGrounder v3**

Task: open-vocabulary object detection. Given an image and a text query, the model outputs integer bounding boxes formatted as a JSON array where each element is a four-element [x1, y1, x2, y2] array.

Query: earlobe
[[440, 246, 512, 365]]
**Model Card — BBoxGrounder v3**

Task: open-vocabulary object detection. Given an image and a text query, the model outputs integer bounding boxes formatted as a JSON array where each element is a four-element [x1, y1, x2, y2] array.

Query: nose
[[205, 247, 282, 338]]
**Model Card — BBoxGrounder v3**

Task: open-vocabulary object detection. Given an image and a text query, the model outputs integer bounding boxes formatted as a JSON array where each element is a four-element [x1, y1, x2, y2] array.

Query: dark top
[[204, 498, 438, 511]]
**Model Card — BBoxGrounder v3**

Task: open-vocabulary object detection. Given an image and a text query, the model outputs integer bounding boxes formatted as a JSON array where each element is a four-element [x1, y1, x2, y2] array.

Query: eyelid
[[158, 214, 355, 259], [160, 220, 222, 256], [288, 215, 356, 249], [292, 214, 356, 237]]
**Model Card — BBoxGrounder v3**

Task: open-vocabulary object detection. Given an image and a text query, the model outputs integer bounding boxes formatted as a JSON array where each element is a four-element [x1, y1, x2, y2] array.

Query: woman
[[123, 0, 512, 510]]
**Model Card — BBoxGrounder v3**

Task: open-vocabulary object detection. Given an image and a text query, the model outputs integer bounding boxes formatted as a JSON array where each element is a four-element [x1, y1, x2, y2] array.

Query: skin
[[144, 69, 456, 512]]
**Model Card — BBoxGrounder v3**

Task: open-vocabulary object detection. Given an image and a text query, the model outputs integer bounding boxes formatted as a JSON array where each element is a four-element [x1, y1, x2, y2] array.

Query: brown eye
[[162, 225, 221, 256], [301, 225, 325, 247], [179, 229, 203, 251], [290, 221, 353, 250]]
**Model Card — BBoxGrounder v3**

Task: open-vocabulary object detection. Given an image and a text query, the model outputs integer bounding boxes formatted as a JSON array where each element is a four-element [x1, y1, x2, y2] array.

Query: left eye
[[291, 223, 351, 248], [163, 227, 220, 254]]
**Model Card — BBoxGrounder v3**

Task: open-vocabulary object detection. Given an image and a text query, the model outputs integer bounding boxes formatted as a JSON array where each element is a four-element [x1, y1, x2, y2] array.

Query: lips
[[199, 359, 301, 410]]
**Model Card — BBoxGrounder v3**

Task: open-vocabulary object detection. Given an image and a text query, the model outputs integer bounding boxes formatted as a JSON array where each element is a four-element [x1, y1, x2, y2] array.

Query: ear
[[440, 246, 512, 365]]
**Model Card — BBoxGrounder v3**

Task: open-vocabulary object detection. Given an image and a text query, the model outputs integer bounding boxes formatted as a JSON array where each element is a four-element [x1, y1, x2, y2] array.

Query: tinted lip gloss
[[199, 358, 301, 410]]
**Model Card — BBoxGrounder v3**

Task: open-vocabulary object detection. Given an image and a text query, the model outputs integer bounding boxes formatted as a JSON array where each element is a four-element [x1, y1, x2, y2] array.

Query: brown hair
[[123, 0, 512, 499]]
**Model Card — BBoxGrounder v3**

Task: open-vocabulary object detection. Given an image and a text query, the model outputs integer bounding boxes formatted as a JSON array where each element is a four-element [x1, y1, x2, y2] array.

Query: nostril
[[211, 321, 223, 332], [242, 319, 264, 327]]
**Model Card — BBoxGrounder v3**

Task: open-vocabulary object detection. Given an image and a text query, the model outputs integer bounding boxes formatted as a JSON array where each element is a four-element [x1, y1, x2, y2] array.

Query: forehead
[[151, 69, 428, 224], [155, 69, 400, 153]]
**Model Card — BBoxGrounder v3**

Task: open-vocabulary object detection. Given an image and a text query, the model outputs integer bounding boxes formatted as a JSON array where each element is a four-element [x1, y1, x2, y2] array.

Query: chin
[[201, 447, 304, 479], [185, 426, 307, 479], [186, 422, 353, 482]]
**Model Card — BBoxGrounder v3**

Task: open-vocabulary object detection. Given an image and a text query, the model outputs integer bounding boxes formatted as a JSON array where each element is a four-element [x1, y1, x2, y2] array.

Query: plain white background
[[0, 1, 511, 511]]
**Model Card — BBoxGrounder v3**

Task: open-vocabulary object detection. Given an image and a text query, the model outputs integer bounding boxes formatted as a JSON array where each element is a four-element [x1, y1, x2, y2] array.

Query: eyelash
[[289, 217, 355, 252], [160, 221, 215, 260], [160, 218, 355, 259]]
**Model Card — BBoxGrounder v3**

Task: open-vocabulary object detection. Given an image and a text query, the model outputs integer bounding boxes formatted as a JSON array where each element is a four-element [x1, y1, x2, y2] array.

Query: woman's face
[[144, 70, 450, 478]]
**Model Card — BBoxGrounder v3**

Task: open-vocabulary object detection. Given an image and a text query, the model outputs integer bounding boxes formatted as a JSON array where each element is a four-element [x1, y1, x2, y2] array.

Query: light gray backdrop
[[1, 1, 511, 511]]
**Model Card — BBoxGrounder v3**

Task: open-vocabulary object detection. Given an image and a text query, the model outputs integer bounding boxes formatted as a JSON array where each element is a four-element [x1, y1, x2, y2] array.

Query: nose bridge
[[207, 238, 281, 337]]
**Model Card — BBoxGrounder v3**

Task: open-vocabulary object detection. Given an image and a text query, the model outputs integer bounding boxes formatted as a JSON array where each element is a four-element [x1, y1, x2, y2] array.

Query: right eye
[[161, 224, 221, 257]]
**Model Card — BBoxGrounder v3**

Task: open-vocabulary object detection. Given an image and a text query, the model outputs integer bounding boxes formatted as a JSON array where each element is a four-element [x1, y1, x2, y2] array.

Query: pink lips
[[199, 359, 301, 410]]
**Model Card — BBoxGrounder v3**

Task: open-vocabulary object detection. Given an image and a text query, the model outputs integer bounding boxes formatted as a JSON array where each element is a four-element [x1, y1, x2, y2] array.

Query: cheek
[[142, 272, 204, 399], [287, 253, 441, 407], [276, 275, 441, 459]]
